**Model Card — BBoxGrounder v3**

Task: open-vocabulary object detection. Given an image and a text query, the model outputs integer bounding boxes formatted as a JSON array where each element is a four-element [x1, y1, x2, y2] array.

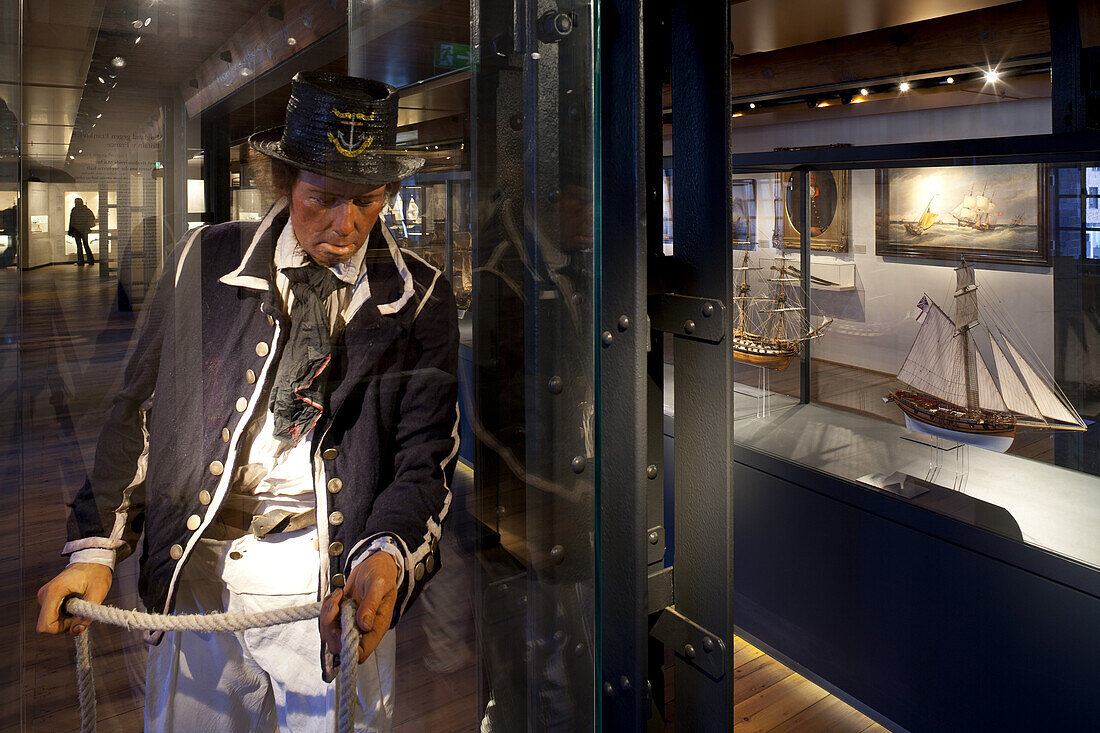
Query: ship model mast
[[887, 260, 1085, 452], [731, 249, 832, 371]]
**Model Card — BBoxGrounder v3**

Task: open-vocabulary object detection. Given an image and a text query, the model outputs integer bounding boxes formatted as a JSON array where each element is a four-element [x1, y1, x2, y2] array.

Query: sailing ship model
[[950, 184, 998, 231], [886, 260, 1086, 452], [904, 195, 939, 236], [731, 249, 833, 371]]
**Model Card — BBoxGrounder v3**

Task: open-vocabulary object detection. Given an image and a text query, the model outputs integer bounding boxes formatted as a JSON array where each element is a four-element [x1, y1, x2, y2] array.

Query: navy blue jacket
[[66, 200, 459, 633]]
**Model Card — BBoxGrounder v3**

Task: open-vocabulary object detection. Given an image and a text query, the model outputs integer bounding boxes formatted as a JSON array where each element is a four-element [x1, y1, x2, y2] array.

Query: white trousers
[[145, 530, 395, 732]]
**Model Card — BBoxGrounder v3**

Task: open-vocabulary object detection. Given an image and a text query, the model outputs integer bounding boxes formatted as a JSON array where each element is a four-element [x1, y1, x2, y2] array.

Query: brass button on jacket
[[330, 573, 346, 588], [326, 477, 343, 494], [328, 542, 344, 557], [414, 561, 426, 581], [322, 448, 339, 460], [246, 369, 257, 384], [235, 397, 248, 412], [169, 544, 184, 560], [209, 460, 224, 476], [221, 427, 231, 442], [255, 342, 269, 357], [198, 490, 212, 505], [186, 514, 201, 531], [328, 511, 344, 526]]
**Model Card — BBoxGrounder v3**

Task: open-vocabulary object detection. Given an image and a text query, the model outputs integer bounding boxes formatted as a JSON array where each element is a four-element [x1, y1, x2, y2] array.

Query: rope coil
[[63, 596, 361, 733]]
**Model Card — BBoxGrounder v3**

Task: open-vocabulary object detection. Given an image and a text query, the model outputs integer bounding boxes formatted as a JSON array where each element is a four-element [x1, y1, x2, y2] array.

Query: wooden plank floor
[[5, 265, 894, 732]]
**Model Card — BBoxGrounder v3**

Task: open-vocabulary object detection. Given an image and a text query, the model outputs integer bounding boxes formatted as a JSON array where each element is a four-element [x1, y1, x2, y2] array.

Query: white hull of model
[[902, 414, 1014, 453]]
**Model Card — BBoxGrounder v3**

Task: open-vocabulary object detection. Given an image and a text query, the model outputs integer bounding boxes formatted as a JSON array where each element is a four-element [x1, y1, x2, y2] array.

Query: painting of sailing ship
[[731, 248, 833, 371], [885, 260, 1085, 452], [876, 164, 1051, 266]]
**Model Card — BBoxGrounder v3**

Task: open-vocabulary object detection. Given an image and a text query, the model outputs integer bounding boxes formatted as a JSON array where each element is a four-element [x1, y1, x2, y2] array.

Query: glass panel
[[0, 0, 19, 726]]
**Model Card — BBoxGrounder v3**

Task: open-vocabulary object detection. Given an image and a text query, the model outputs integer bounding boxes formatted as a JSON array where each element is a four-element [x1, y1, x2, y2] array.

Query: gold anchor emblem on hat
[[328, 108, 376, 157]]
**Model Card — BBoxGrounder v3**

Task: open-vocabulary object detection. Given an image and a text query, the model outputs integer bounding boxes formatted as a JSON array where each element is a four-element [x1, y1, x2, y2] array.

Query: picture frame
[[777, 170, 850, 252], [874, 164, 1051, 266], [730, 178, 757, 248]]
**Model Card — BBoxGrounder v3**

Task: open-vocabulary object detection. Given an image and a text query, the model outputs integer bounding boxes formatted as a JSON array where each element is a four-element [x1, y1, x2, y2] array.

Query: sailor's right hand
[[36, 563, 113, 636]]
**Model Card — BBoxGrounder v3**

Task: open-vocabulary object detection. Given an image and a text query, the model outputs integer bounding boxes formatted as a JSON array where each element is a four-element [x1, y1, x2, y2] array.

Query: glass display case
[[389, 172, 473, 312], [726, 161, 1100, 571]]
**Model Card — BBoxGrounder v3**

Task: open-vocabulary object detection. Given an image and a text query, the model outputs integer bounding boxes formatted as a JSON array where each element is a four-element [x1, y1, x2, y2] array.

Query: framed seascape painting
[[875, 164, 1051, 266], [778, 170, 851, 252]]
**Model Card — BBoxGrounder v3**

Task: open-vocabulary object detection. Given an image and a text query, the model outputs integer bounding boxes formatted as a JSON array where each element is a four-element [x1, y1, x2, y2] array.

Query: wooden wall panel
[[182, 0, 346, 117], [730, 0, 1050, 100]]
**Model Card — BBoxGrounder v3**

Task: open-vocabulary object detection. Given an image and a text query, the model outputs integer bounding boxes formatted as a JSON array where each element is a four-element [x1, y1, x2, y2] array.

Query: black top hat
[[250, 72, 424, 187]]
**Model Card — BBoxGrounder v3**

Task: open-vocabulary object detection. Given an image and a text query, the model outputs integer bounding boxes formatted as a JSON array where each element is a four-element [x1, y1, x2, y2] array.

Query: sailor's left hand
[[320, 552, 400, 663]]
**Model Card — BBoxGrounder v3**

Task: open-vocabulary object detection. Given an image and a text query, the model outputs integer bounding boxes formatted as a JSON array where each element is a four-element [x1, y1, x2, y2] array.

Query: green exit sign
[[434, 42, 471, 69]]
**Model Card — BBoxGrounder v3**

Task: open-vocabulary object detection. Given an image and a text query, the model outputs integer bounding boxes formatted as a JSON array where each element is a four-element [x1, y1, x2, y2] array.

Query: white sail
[[1003, 340, 1083, 426], [974, 195, 990, 212], [990, 338, 1043, 420], [896, 300, 968, 407], [974, 349, 1007, 412]]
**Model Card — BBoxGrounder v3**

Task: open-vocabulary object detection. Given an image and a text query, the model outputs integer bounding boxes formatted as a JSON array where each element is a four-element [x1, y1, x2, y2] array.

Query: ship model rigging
[[886, 260, 1086, 452], [731, 249, 833, 371]]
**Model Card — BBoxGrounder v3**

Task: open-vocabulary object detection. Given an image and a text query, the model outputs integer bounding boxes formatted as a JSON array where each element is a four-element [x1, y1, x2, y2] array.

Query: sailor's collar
[[218, 197, 415, 318]]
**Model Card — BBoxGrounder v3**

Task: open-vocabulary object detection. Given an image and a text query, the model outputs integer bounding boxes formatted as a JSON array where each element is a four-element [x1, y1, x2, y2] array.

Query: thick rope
[[337, 601, 361, 733], [65, 596, 360, 733]]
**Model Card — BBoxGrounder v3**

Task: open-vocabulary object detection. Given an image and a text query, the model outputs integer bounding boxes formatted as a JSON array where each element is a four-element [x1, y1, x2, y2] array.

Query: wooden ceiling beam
[[731, 0, 1050, 100]]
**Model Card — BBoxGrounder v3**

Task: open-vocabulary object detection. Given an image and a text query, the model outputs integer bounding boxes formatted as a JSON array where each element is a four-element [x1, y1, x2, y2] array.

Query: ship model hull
[[888, 390, 1016, 452], [731, 332, 797, 371]]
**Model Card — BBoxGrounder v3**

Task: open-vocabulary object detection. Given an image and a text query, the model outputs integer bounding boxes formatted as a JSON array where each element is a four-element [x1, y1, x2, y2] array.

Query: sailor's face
[[288, 170, 387, 267]]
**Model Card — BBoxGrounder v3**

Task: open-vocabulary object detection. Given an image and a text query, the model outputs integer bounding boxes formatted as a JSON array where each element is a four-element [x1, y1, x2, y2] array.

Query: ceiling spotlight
[[816, 100, 829, 108], [70, 155, 75, 160], [78, 149, 82, 153], [144, 17, 151, 26], [96, 113, 102, 119], [984, 69, 1000, 84], [111, 56, 126, 68], [131, 19, 142, 29], [241, 68, 253, 77], [732, 112, 743, 118], [287, 37, 297, 46], [899, 81, 910, 92], [97, 76, 105, 84], [135, 36, 142, 44], [946, 76, 955, 84], [104, 96, 110, 101], [749, 102, 756, 109], [860, 88, 869, 96]]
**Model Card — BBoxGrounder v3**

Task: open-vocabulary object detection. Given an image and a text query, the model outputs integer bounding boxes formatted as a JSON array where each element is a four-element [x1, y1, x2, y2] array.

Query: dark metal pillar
[[201, 114, 230, 224], [668, 1, 734, 730], [597, 0, 649, 728], [1049, 0, 1083, 133]]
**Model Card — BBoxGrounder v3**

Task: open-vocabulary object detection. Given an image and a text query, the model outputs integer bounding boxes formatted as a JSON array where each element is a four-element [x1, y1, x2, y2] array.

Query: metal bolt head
[[648, 530, 659, 545], [508, 113, 523, 131], [571, 455, 586, 473], [646, 463, 658, 479], [619, 675, 632, 691], [601, 331, 614, 346], [549, 544, 565, 564], [617, 315, 630, 331], [548, 188, 561, 204], [574, 643, 585, 656], [547, 376, 564, 394], [603, 682, 615, 697], [683, 319, 696, 334], [683, 643, 696, 659], [703, 637, 715, 652], [702, 302, 715, 317]]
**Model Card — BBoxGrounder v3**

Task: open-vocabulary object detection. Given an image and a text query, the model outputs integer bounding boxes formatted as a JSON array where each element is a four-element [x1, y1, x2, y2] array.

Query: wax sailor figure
[[36, 72, 460, 732]]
